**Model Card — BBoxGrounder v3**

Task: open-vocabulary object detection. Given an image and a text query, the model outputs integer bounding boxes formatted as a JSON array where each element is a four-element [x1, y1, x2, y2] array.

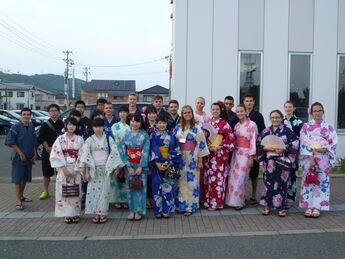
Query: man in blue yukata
[[5, 107, 37, 210]]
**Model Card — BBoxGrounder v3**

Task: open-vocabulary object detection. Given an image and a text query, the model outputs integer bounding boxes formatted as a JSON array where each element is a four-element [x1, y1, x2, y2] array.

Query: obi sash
[[180, 140, 197, 152], [236, 136, 250, 148], [91, 150, 108, 166], [158, 146, 169, 159], [208, 134, 223, 148], [63, 149, 79, 164], [127, 147, 143, 164]]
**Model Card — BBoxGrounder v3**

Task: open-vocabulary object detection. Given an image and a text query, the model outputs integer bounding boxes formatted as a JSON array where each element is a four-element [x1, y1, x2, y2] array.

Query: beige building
[[35, 87, 56, 110], [137, 85, 169, 105]]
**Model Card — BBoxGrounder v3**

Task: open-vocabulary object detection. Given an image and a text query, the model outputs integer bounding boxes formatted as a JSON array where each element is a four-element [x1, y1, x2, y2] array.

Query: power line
[[73, 57, 167, 68], [63, 50, 74, 106], [0, 10, 61, 53]]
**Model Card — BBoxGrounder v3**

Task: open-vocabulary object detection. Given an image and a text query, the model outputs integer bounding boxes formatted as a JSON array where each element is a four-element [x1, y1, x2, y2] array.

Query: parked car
[[12, 109, 49, 124], [0, 114, 17, 135], [0, 109, 41, 127]]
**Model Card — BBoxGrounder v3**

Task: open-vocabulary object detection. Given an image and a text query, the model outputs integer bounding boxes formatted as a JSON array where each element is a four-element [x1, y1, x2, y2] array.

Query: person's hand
[[275, 148, 285, 154], [263, 147, 275, 152], [84, 170, 91, 181], [209, 147, 217, 152], [309, 157, 316, 169], [46, 146, 52, 154], [135, 167, 142, 175], [19, 152, 27, 162], [197, 159, 203, 169], [313, 147, 327, 153], [31, 154, 37, 161], [128, 168, 136, 176], [247, 156, 254, 168], [62, 167, 71, 178]]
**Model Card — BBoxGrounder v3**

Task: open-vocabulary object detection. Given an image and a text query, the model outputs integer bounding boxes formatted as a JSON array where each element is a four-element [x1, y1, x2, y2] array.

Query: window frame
[[237, 51, 263, 112], [17, 91, 25, 98], [336, 54, 345, 131]]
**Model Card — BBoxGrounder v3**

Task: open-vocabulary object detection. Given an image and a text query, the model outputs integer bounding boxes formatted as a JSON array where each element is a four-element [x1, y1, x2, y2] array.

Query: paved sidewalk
[[1, 177, 345, 240]]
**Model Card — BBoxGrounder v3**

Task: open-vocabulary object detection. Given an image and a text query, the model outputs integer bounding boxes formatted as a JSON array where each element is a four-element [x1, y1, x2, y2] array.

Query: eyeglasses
[[312, 110, 323, 113]]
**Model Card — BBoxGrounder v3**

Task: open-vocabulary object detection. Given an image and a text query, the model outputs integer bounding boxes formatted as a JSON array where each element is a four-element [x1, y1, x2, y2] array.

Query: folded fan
[[261, 135, 286, 149], [304, 135, 329, 149]]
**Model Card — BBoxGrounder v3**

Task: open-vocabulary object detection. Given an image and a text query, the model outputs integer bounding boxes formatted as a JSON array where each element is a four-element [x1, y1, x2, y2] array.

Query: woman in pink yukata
[[299, 102, 337, 218], [225, 104, 258, 210]]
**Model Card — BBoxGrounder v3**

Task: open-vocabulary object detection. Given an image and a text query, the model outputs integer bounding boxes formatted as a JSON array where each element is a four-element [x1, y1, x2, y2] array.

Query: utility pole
[[62, 50, 74, 108], [83, 67, 90, 82]]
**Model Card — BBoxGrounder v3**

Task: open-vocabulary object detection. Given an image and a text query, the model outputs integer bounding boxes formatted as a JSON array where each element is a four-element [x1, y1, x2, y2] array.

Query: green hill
[[0, 71, 84, 99]]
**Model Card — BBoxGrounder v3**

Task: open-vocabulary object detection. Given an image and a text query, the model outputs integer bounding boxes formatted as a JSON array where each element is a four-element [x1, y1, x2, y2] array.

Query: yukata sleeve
[[106, 137, 125, 176], [326, 124, 337, 167], [78, 137, 96, 178], [73, 136, 84, 173], [49, 136, 66, 168], [149, 132, 163, 169], [220, 121, 234, 153], [299, 124, 313, 157], [4, 124, 18, 147], [196, 127, 210, 158], [169, 133, 183, 169], [249, 123, 258, 156], [256, 129, 268, 162], [139, 132, 150, 169], [284, 128, 299, 163]]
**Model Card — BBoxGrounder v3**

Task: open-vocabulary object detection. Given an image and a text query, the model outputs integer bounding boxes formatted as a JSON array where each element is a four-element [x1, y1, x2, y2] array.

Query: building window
[[289, 54, 311, 122], [16, 103, 24, 109], [7, 91, 13, 97], [337, 55, 345, 129], [143, 95, 153, 102], [239, 52, 262, 111], [17, 91, 25, 97]]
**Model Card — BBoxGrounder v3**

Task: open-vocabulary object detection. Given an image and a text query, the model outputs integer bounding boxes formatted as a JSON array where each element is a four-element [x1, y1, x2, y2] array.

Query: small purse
[[62, 179, 80, 198], [305, 168, 320, 185], [129, 175, 143, 190], [117, 168, 126, 183], [274, 157, 294, 171]]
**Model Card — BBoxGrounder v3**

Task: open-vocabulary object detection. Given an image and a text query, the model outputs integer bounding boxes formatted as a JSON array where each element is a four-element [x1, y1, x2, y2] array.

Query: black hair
[[64, 117, 79, 132], [90, 109, 104, 121], [20, 107, 32, 114], [119, 105, 129, 113], [74, 100, 86, 108], [128, 113, 142, 123], [168, 99, 179, 106], [311, 102, 324, 113], [92, 118, 105, 128], [224, 96, 234, 102], [47, 104, 60, 112], [157, 114, 168, 123], [146, 105, 157, 115], [69, 109, 82, 118], [269, 109, 284, 119], [242, 93, 255, 102], [96, 98, 107, 105]]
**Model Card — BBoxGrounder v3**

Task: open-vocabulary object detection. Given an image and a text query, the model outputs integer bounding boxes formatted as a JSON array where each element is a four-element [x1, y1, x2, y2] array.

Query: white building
[[35, 87, 56, 111], [0, 83, 35, 110], [171, 0, 345, 157]]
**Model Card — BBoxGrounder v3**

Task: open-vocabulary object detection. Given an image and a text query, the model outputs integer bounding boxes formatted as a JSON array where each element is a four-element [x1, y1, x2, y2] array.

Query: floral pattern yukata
[[119, 130, 150, 215], [150, 129, 183, 216], [225, 119, 258, 207], [79, 134, 123, 216], [110, 121, 131, 204], [203, 119, 234, 209], [50, 133, 84, 217], [299, 120, 337, 211], [258, 125, 299, 210], [174, 124, 210, 213], [284, 115, 303, 203]]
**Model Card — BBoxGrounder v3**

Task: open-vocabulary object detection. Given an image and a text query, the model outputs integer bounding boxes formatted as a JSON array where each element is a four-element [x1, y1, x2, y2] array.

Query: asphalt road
[[0, 233, 345, 259]]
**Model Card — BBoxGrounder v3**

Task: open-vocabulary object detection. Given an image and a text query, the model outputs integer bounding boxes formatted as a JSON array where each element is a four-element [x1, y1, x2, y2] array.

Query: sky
[[0, 0, 172, 90]]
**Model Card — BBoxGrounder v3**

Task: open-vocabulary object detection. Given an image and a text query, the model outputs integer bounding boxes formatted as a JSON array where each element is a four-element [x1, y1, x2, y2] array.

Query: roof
[[138, 85, 169, 94], [82, 80, 135, 96], [0, 82, 35, 91], [35, 87, 56, 95]]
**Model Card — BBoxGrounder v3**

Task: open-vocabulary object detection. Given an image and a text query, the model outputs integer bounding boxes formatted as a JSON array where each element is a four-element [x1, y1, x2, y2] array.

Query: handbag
[[117, 168, 126, 183], [129, 175, 143, 190], [274, 157, 294, 171], [62, 179, 80, 198], [305, 168, 320, 185]]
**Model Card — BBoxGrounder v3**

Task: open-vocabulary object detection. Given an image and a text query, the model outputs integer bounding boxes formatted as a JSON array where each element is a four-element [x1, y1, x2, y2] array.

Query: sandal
[[207, 208, 217, 211], [235, 206, 243, 211], [15, 203, 24, 210], [162, 214, 170, 219], [64, 217, 72, 224], [127, 213, 135, 221], [99, 215, 108, 223], [134, 213, 142, 221], [249, 197, 258, 205], [155, 214, 162, 219], [262, 207, 270, 216], [304, 208, 313, 217], [114, 203, 122, 209], [92, 215, 100, 224], [123, 204, 129, 209], [21, 197, 32, 202], [285, 202, 293, 209], [311, 209, 320, 218], [72, 216, 80, 224], [183, 211, 192, 216], [278, 210, 286, 217]]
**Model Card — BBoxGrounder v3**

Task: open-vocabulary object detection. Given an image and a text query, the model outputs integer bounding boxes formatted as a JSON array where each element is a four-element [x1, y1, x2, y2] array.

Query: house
[[137, 85, 170, 104], [81, 80, 136, 104], [35, 87, 56, 111], [171, 0, 345, 157], [0, 83, 35, 110]]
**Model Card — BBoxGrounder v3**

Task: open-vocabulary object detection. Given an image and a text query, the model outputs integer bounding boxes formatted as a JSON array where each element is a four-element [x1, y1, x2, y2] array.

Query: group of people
[[5, 92, 337, 224]]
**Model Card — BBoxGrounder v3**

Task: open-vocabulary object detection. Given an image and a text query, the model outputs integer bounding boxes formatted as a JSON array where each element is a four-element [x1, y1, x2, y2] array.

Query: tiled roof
[[82, 80, 135, 96], [139, 85, 169, 94]]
